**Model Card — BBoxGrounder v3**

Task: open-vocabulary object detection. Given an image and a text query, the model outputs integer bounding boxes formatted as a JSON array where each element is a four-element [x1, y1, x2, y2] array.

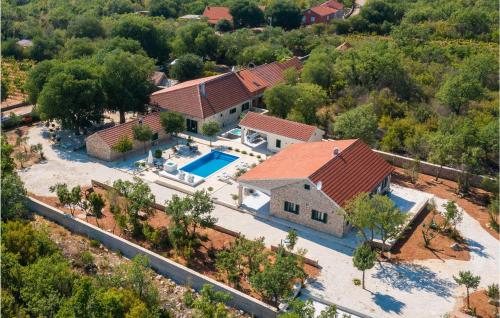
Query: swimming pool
[[228, 128, 241, 136], [180, 150, 239, 178]]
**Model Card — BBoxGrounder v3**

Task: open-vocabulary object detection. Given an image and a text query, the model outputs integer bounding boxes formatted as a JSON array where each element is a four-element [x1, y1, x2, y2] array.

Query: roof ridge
[[308, 139, 360, 178], [96, 112, 159, 136]]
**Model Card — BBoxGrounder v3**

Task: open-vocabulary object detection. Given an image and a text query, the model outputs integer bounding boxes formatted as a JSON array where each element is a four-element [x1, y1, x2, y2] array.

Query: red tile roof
[[239, 112, 322, 141], [92, 112, 163, 148], [310, 5, 337, 16], [150, 73, 251, 119], [237, 57, 302, 95], [239, 139, 394, 207], [203, 6, 232, 24], [321, 0, 344, 10]]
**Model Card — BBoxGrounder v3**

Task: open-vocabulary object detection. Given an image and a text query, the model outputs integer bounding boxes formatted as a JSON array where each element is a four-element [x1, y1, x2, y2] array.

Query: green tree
[[61, 38, 96, 60], [288, 83, 327, 125], [88, 192, 105, 226], [148, 0, 179, 19], [285, 229, 298, 251], [172, 22, 219, 60], [442, 201, 462, 233], [216, 247, 242, 287], [110, 14, 171, 62], [427, 132, 456, 181], [230, 0, 265, 28], [30, 36, 63, 61], [201, 121, 220, 147], [372, 194, 407, 251], [301, 47, 341, 98], [160, 112, 185, 140], [24, 60, 61, 104], [193, 284, 231, 318], [263, 84, 298, 119], [454, 271, 481, 310], [266, 0, 302, 30], [112, 135, 134, 159], [102, 50, 155, 123], [66, 15, 104, 39], [437, 72, 484, 115], [112, 178, 156, 237], [250, 249, 306, 309], [100, 37, 146, 56], [170, 54, 204, 82], [132, 124, 153, 153], [344, 192, 377, 243], [1, 76, 9, 101], [21, 254, 75, 317], [216, 19, 233, 32], [352, 243, 376, 289], [37, 61, 105, 132], [334, 104, 378, 145], [1, 172, 29, 220]]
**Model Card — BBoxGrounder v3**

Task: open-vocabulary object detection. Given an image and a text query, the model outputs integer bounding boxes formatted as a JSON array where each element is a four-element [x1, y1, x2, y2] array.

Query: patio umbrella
[[147, 150, 154, 166]]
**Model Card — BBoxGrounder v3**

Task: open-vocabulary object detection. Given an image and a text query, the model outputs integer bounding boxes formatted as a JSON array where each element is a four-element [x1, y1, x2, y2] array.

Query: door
[[186, 118, 198, 133]]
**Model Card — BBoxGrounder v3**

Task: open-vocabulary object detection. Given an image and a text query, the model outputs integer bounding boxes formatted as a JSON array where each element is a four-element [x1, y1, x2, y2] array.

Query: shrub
[[250, 163, 257, 168], [256, 155, 261, 159], [75, 251, 97, 274], [207, 186, 214, 192], [183, 290, 195, 307], [353, 278, 361, 286], [89, 239, 100, 248], [228, 146, 233, 151], [249, 152, 254, 156], [235, 149, 240, 152], [241, 150, 247, 155], [154, 149, 162, 158]]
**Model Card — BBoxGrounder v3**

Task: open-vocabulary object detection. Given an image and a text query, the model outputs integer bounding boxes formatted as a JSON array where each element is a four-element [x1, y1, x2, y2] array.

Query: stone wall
[[269, 180, 347, 237], [374, 150, 493, 190], [27, 197, 278, 318]]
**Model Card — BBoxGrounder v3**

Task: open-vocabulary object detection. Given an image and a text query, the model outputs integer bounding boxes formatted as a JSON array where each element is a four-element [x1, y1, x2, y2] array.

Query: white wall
[[204, 100, 251, 129]]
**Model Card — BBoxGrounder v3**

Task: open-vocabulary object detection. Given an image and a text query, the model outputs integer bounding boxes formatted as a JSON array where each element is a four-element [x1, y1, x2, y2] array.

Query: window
[[276, 139, 281, 148], [230, 108, 236, 114], [284, 201, 299, 214], [241, 102, 250, 111], [304, 184, 310, 190], [311, 210, 327, 223], [311, 16, 316, 23]]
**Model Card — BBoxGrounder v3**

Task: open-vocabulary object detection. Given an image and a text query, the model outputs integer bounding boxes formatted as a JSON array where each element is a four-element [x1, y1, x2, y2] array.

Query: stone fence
[[373, 150, 493, 190], [27, 197, 277, 318]]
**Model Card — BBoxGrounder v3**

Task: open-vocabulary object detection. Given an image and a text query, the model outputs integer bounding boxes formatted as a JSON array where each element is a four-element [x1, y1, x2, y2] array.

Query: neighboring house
[[149, 71, 177, 89], [336, 41, 352, 51], [238, 139, 393, 237], [149, 57, 302, 133], [16, 39, 33, 48], [86, 112, 167, 161], [239, 112, 324, 152], [202, 6, 232, 25], [237, 57, 302, 108], [150, 73, 252, 133], [303, 0, 344, 25], [179, 14, 202, 21]]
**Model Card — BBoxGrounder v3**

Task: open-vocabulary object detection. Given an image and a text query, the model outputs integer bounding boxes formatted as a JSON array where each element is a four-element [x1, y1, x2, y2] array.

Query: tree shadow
[[372, 292, 406, 314], [465, 238, 490, 259], [373, 262, 455, 298]]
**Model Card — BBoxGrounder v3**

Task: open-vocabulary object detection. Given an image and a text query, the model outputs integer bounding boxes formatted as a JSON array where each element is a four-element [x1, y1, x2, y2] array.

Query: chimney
[[199, 83, 206, 97], [333, 147, 340, 156], [316, 181, 322, 191]]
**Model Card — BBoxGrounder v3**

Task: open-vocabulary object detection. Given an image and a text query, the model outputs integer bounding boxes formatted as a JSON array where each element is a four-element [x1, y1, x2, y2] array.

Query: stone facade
[[240, 127, 324, 153], [86, 130, 169, 161], [269, 179, 349, 237]]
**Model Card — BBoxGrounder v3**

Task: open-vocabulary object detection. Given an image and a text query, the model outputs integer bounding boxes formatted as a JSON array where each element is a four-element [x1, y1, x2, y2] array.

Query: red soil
[[30, 186, 320, 304], [392, 168, 498, 240], [457, 290, 499, 318]]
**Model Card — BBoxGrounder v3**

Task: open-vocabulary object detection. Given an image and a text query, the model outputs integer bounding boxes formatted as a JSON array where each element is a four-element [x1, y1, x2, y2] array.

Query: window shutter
[[323, 213, 328, 223]]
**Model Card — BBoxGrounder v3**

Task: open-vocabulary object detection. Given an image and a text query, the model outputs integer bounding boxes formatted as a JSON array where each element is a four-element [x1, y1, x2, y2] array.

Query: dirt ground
[[390, 206, 470, 262], [32, 215, 250, 318], [392, 168, 498, 240], [5, 125, 43, 169], [449, 289, 499, 318], [31, 185, 320, 304]]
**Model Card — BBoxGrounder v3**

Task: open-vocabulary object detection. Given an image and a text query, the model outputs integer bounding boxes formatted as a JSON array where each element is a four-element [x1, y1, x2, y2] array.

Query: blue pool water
[[228, 128, 242, 136], [180, 151, 239, 178]]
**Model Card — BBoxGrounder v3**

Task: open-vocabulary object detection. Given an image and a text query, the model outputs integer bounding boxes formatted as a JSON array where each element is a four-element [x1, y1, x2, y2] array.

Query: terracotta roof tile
[[239, 112, 322, 141], [92, 112, 163, 148], [321, 0, 344, 10], [310, 5, 337, 16], [203, 6, 232, 24], [150, 73, 251, 119], [239, 139, 394, 207]]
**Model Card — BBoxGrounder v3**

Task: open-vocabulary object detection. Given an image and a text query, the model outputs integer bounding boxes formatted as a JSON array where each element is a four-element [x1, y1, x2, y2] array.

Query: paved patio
[[18, 124, 500, 318]]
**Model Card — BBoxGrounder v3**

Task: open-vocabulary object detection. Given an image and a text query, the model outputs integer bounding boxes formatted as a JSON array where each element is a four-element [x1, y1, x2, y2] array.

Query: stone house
[[86, 112, 167, 161], [239, 112, 324, 152], [237, 139, 393, 237]]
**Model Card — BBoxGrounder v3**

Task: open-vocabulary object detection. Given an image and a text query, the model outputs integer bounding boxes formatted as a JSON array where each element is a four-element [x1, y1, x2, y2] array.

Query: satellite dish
[[316, 181, 322, 190]]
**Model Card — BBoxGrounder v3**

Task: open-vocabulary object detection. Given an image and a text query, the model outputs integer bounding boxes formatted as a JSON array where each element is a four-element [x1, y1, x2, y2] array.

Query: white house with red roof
[[237, 139, 393, 237], [239, 112, 324, 152], [303, 0, 344, 25], [150, 57, 302, 134]]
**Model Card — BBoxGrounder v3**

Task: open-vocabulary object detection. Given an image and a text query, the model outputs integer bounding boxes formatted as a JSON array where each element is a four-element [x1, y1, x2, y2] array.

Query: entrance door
[[186, 118, 198, 133]]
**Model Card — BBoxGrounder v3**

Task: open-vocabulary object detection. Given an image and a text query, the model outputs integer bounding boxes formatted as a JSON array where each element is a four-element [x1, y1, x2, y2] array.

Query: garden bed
[[30, 185, 320, 305]]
